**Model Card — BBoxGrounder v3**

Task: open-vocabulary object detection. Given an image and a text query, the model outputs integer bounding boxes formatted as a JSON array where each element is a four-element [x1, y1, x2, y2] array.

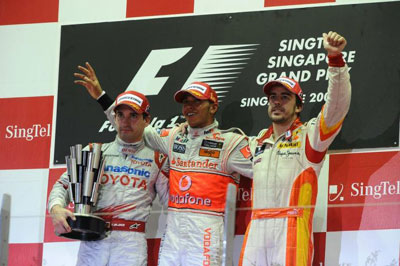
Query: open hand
[[74, 62, 103, 99]]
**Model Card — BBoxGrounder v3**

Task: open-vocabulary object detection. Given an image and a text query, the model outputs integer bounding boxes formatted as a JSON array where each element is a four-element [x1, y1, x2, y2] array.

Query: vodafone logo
[[179, 175, 192, 192], [170, 174, 212, 207]]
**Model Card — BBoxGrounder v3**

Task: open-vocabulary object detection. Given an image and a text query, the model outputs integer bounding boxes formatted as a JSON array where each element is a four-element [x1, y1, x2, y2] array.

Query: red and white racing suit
[[142, 121, 253, 266], [48, 137, 169, 266], [239, 62, 351, 266]]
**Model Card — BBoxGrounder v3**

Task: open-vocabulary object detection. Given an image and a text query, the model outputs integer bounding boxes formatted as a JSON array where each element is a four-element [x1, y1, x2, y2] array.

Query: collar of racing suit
[[257, 117, 303, 144], [187, 119, 219, 138], [115, 136, 145, 156]]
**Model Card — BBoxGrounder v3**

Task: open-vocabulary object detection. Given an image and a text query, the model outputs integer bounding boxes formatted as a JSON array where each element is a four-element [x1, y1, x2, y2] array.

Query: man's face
[[181, 95, 217, 128], [267, 86, 302, 124], [114, 105, 149, 143]]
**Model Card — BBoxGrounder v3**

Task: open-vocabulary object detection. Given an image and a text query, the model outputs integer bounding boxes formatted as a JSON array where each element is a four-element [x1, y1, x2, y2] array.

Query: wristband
[[96, 90, 106, 100], [328, 53, 345, 67]]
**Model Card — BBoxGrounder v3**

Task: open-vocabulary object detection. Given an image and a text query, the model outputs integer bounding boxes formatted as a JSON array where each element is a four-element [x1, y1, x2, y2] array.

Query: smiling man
[[138, 81, 253, 266]]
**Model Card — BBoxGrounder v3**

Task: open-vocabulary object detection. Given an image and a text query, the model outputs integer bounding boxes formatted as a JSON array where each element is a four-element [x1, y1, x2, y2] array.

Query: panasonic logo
[[104, 165, 150, 178]]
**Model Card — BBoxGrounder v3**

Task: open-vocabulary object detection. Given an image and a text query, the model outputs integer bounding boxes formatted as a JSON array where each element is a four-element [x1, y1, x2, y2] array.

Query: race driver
[[48, 90, 169, 266], [74, 62, 254, 265], [141, 82, 253, 266], [239, 31, 351, 266]]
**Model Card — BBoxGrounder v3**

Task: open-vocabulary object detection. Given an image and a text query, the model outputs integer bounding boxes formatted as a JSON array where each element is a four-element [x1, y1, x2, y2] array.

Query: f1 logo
[[126, 47, 192, 95], [126, 44, 258, 99]]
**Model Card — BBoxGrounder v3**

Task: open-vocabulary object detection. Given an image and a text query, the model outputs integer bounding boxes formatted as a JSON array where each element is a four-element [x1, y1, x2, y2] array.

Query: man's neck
[[189, 118, 215, 129], [272, 117, 297, 141], [118, 135, 143, 144]]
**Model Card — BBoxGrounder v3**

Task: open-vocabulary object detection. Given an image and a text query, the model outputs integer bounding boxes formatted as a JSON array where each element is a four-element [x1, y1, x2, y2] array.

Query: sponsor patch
[[204, 128, 214, 135], [171, 157, 219, 170], [255, 143, 267, 156], [277, 150, 300, 158], [104, 165, 151, 178], [160, 129, 170, 137], [285, 130, 292, 140], [175, 135, 189, 143], [201, 139, 223, 149], [129, 155, 153, 163], [240, 145, 252, 159], [117, 94, 143, 106], [186, 84, 208, 94], [277, 77, 296, 88], [205, 132, 225, 141], [199, 148, 220, 158], [173, 143, 186, 153], [278, 141, 301, 149]]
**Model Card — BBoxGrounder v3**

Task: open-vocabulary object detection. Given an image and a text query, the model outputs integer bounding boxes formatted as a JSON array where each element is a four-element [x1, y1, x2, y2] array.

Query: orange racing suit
[[239, 59, 351, 266], [143, 121, 253, 266]]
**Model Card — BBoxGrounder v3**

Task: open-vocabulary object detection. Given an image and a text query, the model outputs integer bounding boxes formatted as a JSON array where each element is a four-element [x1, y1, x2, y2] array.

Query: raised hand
[[74, 62, 104, 99], [323, 31, 347, 56]]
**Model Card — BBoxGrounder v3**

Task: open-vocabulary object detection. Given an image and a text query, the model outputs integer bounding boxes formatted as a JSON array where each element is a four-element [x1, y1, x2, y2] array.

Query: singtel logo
[[5, 124, 51, 141], [351, 181, 400, 200], [329, 181, 400, 201]]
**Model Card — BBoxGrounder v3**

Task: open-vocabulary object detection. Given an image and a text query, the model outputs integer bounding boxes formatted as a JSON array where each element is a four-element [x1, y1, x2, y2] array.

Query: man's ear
[[295, 104, 303, 114], [144, 114, 151, 124], [210, 103, 218, 115]]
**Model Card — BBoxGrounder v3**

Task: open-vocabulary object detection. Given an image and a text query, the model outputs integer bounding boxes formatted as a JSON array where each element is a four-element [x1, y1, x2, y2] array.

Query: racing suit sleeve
[[48, 171, 70, 212], [142, 126, 171, 155], [97, 91, 114, 111], [226, 138, 253, 178], [101, 95, 118, 130], [154, 153, 170, 206], [94, 92, 118, 128], [306, 54, 351, 160]]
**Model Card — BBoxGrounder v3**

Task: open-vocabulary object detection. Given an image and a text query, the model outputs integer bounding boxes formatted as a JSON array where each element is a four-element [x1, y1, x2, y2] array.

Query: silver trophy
[[61, 143, 107, 241]]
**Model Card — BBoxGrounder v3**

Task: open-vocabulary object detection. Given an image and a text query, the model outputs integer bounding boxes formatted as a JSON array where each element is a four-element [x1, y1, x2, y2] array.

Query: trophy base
[[60, 214, 107, 241]]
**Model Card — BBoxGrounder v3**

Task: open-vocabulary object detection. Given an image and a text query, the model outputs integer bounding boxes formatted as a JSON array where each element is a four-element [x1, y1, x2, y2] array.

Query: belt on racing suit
[[105, 218, 146, 233], [251, 208, 304, 220]]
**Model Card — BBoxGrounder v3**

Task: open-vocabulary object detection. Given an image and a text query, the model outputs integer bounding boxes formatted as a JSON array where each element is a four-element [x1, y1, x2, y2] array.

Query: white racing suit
[[48, 137, 169, 266], [239, 63, 351, 266], [142, 121, 253, 266]]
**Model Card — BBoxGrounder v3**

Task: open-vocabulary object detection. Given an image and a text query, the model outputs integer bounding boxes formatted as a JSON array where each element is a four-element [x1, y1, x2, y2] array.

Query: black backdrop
[[55, 2, 400, 164]]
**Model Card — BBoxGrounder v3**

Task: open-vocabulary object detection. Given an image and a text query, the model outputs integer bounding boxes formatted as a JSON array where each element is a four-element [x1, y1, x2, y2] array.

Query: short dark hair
[[295, 96, 303, 117], [296, 97, 303, 108]]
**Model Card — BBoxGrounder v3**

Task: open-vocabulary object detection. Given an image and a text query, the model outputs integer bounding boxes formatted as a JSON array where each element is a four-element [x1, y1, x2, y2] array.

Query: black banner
[[55, 2, 400, 164]]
